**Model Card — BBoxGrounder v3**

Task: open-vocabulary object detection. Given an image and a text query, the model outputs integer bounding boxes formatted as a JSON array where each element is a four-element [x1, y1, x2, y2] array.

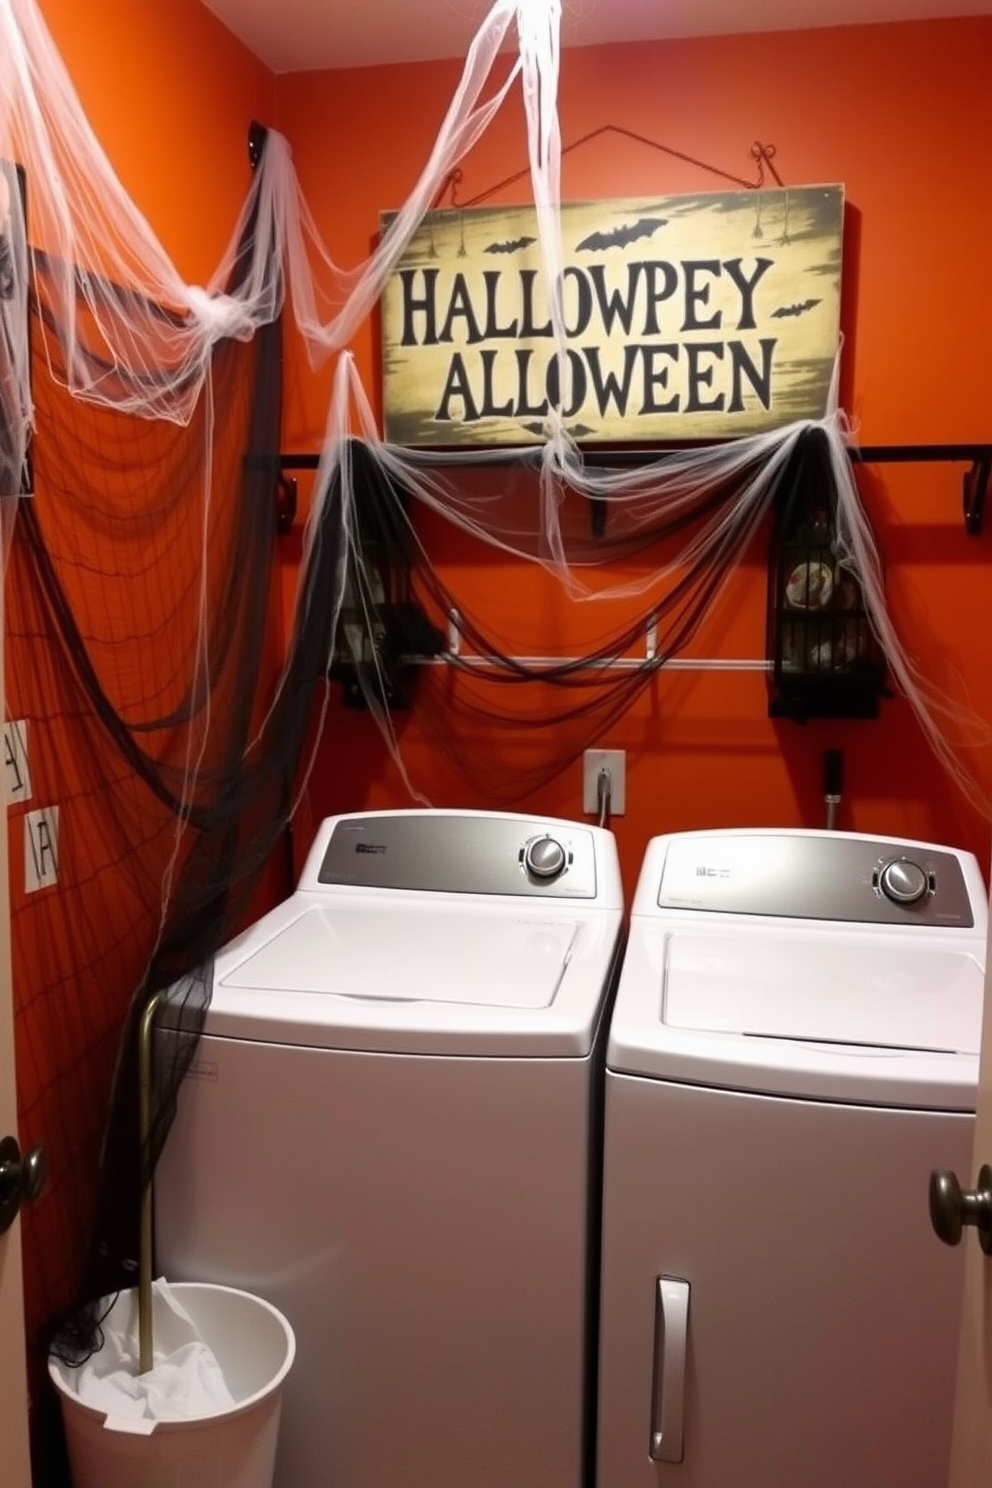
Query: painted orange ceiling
[[199, 0, 992, 72]]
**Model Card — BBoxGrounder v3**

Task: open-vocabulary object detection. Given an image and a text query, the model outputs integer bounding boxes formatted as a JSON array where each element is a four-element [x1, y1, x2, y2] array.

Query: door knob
[[0, 1134, 48, 1236], [929, 1165, 992, 1255]]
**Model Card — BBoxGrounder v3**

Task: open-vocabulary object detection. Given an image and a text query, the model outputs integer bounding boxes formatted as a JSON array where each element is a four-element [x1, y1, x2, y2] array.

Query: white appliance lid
[[199, 889, 623, 1056], [664, 931, 981, 1054], [221, 904, 577, 1009], [607, 922, 984, 1107]]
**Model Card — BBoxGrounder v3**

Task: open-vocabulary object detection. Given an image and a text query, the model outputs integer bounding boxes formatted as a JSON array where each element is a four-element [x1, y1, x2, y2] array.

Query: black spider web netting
[[13, 232, 347, 1415]]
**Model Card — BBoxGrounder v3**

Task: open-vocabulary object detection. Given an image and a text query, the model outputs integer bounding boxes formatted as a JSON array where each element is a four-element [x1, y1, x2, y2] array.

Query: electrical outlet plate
[[583, 749, 626, 816]]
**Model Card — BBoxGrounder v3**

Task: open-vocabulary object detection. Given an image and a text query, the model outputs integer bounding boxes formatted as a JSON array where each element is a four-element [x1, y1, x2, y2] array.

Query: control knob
[[523, 835, 567, 881], [878, 857, 929, 905]]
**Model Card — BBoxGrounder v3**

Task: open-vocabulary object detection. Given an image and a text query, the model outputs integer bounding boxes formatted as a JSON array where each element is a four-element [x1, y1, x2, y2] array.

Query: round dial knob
[[879, 858, 929, 905], [523, 835, 567, 881]]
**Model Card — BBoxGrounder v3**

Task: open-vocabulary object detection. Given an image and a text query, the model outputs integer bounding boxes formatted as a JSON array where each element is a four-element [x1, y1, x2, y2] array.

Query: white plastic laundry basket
[[49, 1282, 296, 1488]]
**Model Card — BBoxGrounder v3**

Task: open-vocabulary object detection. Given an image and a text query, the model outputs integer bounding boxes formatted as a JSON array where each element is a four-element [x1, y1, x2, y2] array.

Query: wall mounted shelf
[[277, 442, 992, 536]]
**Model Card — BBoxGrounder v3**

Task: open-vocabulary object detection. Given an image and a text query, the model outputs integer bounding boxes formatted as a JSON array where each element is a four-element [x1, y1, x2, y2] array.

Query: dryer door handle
[[649, 1275, 690, 1463]]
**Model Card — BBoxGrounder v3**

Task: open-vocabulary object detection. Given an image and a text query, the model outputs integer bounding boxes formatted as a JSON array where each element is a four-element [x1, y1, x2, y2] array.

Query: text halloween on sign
[[380, 185, 843, 448]]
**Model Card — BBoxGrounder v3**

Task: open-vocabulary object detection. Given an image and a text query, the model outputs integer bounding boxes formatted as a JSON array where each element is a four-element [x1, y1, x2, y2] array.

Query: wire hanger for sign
[[427, 128, 786, 260], [433, 128, 784, 209]]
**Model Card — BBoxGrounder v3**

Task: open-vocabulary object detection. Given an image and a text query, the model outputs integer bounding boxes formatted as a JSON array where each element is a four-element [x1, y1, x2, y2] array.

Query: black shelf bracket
[[276, 475, 297, 536], [851, 444, 992, 536], [963, 454, 990, 537], [963, 454, 991, 536]]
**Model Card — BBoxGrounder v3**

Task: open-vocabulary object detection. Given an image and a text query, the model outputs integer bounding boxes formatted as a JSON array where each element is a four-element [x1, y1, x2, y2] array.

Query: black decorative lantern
[[767, 430, 886, 722], [328, 445, 445, 710]]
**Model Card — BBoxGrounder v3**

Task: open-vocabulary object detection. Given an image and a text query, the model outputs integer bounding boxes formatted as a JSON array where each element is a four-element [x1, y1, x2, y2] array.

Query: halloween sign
[[380, 185, 844, 448]]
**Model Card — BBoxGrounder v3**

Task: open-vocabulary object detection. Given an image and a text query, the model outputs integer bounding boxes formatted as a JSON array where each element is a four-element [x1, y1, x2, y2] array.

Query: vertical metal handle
[[138, 990, 166, 1374], [650, 1276, 690, 1463]]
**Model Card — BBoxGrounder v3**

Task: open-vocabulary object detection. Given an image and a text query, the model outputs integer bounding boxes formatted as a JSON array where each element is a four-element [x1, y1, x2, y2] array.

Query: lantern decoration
[[328, 447, 445, 709], [767, 430, 886, 721]]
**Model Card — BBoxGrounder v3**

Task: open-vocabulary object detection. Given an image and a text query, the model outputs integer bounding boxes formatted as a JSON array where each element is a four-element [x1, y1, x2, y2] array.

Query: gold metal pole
[[137, 990, 165, 1375]]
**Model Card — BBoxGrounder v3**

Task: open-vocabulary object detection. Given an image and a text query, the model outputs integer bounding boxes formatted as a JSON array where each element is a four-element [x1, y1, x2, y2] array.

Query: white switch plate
[[583, 749, 626, 816]]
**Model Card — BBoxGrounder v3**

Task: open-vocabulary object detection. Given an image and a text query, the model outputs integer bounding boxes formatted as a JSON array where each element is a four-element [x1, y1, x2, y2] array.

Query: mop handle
[[137, 990, 165, 1375]]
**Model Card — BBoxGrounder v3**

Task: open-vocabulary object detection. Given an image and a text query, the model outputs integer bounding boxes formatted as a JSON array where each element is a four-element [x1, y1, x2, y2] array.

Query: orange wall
[[22, 0, 280, 904], [274, 18, 992, 895], [15, 2, 277, 1471], [37, 0, 276, 279]]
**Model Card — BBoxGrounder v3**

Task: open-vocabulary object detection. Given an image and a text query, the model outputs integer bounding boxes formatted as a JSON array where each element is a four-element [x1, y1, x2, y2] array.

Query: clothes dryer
[[596, 828, 987, 1488], [155, 809, 624, 1488]]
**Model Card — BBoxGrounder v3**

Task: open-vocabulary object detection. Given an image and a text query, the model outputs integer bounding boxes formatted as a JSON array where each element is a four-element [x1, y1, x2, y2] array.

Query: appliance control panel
[[316, 813, 599, 898], [655, 832, 979, 927]]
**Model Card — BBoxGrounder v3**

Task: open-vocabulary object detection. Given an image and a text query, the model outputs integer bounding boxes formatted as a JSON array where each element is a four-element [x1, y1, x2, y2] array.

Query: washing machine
[[596, 827, 988, 1488], [154, 809, 625, 1488]]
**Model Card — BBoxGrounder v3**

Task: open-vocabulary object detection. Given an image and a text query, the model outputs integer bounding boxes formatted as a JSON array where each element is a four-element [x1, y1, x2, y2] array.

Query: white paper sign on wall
[[25, 805, 58, 892], [4, 719, 32, 804]]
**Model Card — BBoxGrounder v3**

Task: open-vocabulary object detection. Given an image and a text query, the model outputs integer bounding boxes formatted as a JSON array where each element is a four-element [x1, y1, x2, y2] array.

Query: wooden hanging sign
[[380, 184, 843, 448]]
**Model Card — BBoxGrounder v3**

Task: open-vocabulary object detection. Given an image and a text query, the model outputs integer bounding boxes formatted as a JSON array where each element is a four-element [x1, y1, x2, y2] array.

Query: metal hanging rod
[[278, 442, 992, 535], [279, 444, 992, 471], [404, 611, 773, 675], [278, 437, 992, 532], [415, 654, 773, 673]]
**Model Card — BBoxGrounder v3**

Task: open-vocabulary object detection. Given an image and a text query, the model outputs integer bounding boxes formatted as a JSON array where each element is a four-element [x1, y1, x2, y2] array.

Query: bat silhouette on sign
[[771, 298, 821, 319], [576, 216, 667, 251], [484, 235, 537, 255], [521, 421, 596, 439]]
